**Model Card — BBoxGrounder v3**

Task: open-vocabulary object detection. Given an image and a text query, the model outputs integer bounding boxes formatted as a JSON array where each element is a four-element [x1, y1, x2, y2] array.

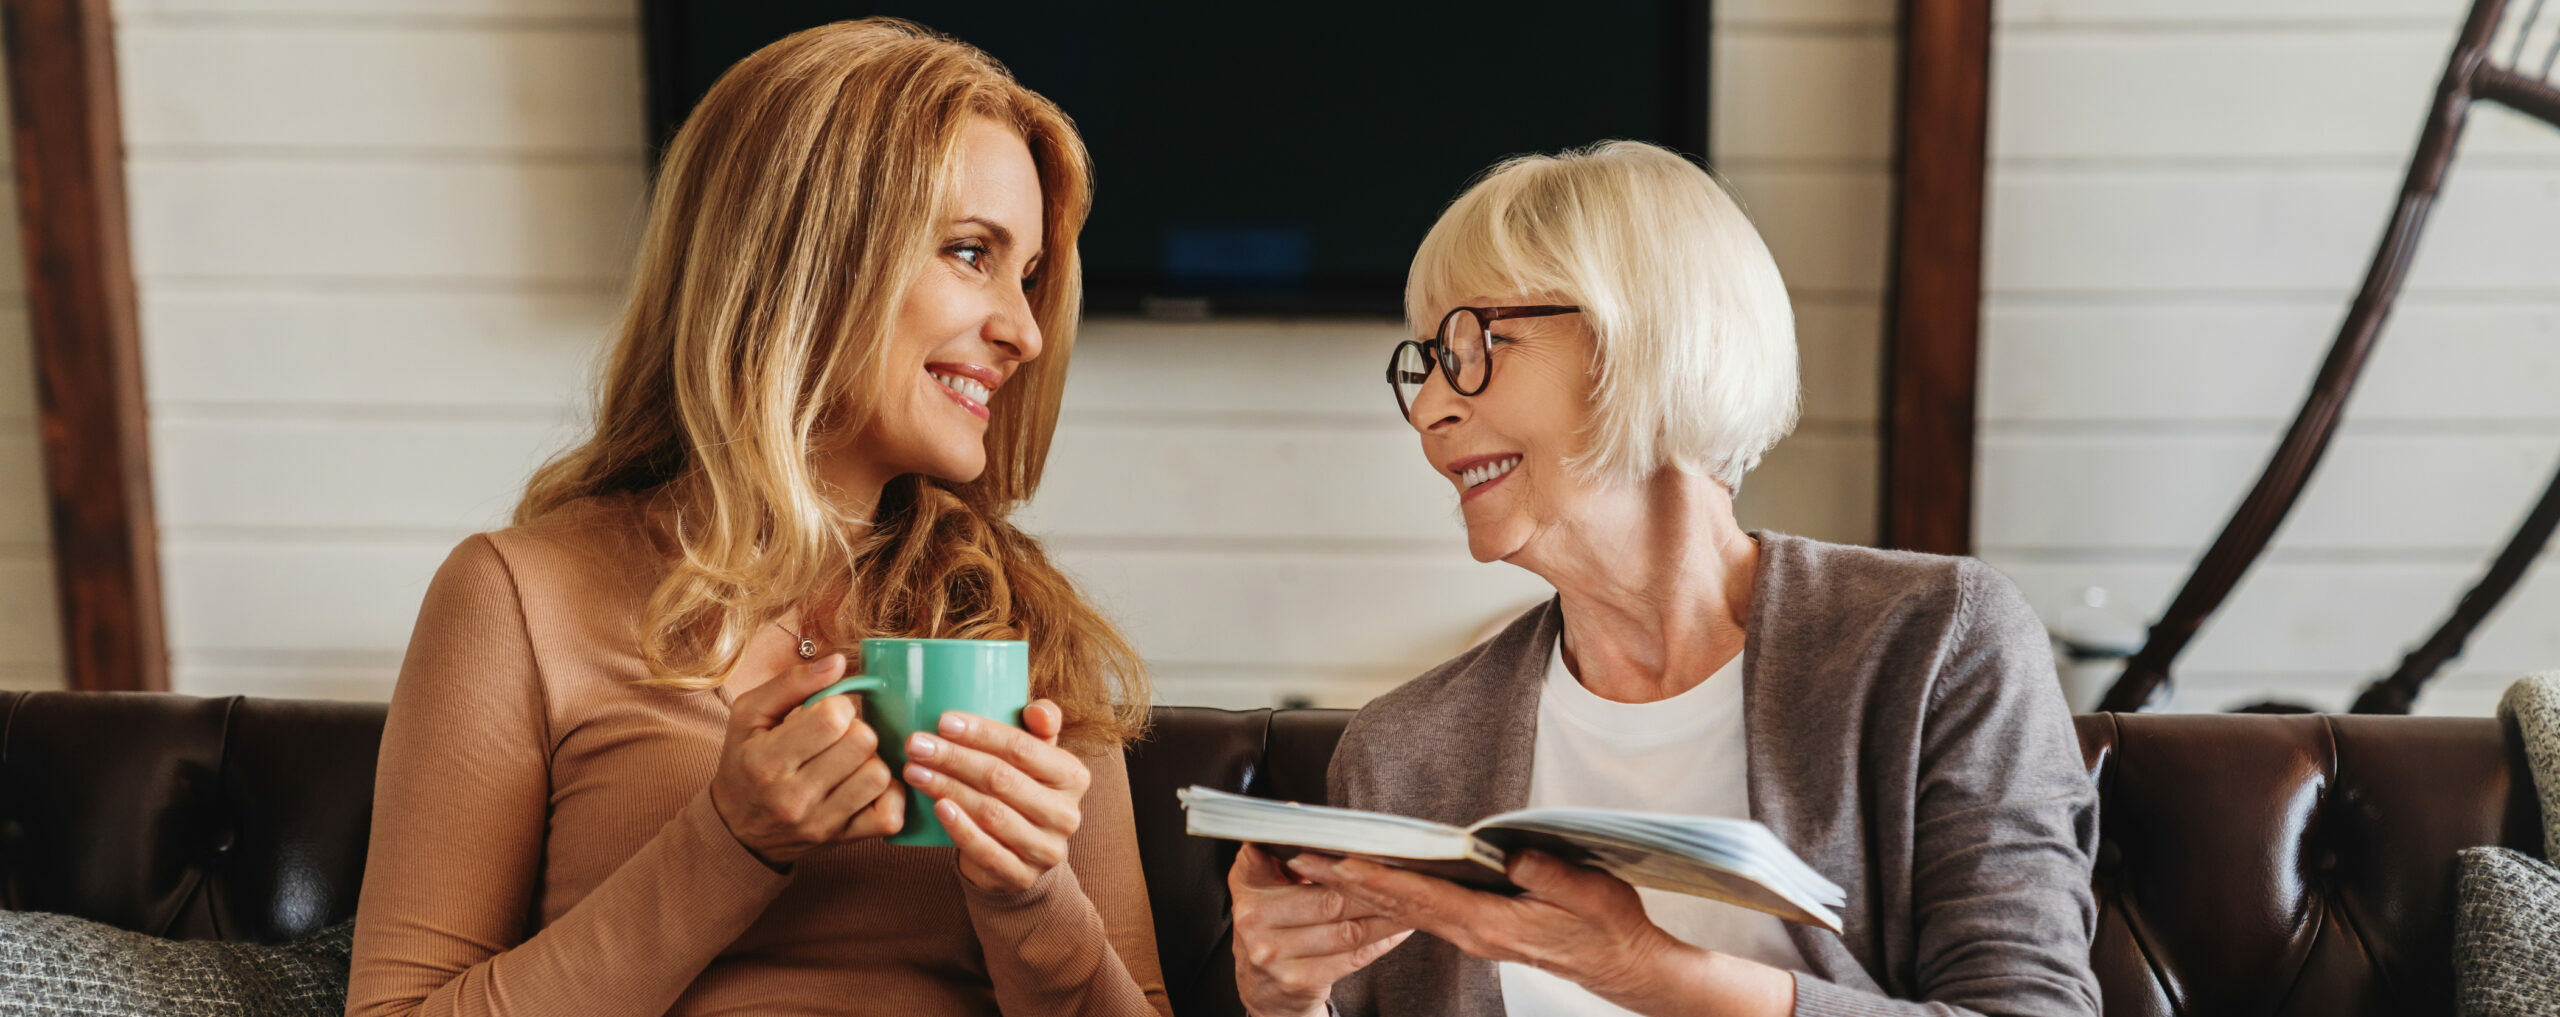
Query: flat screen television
[[641, 2, 1710, 317]]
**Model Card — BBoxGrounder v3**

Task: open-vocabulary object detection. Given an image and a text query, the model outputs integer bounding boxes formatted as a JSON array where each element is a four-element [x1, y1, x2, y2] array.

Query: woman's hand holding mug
[[710, 653, 907, 868], [902, 699, 1090, 894], [1228, 843, 1415, 1017]]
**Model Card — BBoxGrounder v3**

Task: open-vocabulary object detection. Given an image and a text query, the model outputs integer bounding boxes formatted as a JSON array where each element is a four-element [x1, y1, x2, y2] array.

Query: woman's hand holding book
[[1289, 850, 1797, 1017], [1228, 844, 1413, 1017]]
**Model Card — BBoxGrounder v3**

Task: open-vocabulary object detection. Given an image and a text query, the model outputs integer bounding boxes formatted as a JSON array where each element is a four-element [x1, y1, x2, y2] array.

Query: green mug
[[799, 637, 1030, 847]]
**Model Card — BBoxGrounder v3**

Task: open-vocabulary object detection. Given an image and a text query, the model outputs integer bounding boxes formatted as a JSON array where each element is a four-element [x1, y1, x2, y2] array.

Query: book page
[[1178, 786, 1474, 860], [1471, 811, 1845, 932]]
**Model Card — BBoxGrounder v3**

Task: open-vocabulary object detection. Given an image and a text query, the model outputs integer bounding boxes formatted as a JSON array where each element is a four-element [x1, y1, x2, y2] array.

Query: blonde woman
[[348, 20, 1170, 1017], [1227, 142, 2098, 1017]]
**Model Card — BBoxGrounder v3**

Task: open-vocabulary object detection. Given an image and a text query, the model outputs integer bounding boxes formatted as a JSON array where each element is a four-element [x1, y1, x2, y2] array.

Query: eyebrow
[[958, 215, 1013, 249], [957, 215, 1041, 266]]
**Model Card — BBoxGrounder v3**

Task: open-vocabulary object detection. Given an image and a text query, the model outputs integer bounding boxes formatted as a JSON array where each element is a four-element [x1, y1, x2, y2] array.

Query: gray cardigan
[[1326, 533, 2101, 1017]]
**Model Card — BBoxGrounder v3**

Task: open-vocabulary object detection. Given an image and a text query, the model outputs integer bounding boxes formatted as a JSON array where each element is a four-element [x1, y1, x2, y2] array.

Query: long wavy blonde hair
[[517, 18, 1148, 749]]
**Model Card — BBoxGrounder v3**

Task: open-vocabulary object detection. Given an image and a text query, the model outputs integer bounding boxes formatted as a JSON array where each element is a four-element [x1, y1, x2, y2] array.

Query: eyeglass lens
[[1390, 341, 1432, 417], [1443, 308, 1491, 394]]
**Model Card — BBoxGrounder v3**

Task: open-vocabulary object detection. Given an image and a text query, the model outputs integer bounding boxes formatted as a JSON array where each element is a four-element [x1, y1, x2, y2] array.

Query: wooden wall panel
[[4, 0, 166, 691], [1881, 0, 1992, 554]]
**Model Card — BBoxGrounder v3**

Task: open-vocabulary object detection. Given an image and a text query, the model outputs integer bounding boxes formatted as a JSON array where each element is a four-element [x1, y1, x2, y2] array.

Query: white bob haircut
[[1405, 140, 1799, 492]]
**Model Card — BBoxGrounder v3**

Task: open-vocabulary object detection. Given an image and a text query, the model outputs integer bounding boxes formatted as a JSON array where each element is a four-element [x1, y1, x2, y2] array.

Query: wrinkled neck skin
[[1506, 466, 1758, 705]]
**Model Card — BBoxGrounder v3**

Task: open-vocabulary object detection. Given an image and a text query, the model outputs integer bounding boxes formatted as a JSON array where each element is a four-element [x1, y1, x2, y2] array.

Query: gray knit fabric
[[2497, 671, 2559, 862], [0, 914, 352, 1017], [2450, 673, 2560, 1017], [2454, 847, 2560, 1017]]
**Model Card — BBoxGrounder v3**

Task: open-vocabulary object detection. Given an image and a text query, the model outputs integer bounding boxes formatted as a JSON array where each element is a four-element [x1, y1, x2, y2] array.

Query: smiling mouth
[[928, 367, 993, 420], [1457, 455, 1521, 500]]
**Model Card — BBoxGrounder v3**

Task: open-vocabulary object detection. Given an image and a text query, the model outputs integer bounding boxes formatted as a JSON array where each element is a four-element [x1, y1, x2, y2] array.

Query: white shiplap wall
[[0, 49, 67, 691], [110, 0, 1892, 706], [1981, 0, 2560, 715], [116, 0, 639, 700]]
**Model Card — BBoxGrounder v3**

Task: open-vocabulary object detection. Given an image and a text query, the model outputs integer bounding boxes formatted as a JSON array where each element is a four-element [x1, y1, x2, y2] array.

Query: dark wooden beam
[[1880, 0, 1993, 555], [3, 0, 168, 691]]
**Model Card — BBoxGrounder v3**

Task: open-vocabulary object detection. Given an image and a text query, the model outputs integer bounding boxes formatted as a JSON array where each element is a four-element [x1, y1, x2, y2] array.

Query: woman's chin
[[1463, 526, 1527, 564]]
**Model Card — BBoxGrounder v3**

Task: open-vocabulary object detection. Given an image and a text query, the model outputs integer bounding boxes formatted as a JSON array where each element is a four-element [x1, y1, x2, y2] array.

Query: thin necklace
[[775, 620, 817, 660]]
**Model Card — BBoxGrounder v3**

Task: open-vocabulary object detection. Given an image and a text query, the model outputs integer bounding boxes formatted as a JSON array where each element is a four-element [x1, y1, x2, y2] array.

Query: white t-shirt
[[1497, 642, 1807, 1016]]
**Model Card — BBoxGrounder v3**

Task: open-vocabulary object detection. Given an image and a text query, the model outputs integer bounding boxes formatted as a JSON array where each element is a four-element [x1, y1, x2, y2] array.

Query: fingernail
[[905, 764, 936, 786], [909, 733, 938, 759], [939, 712, 969, 736], [937, 798, 963, 823]]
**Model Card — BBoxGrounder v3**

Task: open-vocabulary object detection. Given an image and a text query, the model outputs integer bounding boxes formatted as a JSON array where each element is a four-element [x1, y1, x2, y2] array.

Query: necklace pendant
[[797, 637, 818, 660]]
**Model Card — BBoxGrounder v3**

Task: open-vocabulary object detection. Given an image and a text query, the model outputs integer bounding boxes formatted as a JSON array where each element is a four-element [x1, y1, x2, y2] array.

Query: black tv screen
[[642, 2, 1709, 317]]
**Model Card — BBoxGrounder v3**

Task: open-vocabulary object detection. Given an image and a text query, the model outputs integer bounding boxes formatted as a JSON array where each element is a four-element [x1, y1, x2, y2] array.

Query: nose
[[1406, 361, 1467, 434], [985, 285, 1044, 364]]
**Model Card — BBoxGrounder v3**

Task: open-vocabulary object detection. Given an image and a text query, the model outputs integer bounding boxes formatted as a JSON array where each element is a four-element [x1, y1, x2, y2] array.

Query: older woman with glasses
[[1224, 141, 2100, 1017]]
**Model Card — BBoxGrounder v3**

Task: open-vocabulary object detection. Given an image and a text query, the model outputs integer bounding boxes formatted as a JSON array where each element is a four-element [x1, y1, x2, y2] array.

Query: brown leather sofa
[[0, 691, 2541, 1016]]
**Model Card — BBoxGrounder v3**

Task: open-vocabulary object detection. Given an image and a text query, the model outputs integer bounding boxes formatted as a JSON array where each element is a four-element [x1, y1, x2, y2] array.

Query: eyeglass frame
[[1385, 304, 1583, 419]]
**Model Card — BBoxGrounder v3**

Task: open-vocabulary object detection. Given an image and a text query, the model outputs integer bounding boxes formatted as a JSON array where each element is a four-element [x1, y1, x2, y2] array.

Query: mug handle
[[800, 674, 887, 711]]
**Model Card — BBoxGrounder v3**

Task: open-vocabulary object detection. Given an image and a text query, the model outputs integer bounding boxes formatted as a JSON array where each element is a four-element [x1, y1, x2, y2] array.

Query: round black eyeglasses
[[1385, 304, 1581, 419]]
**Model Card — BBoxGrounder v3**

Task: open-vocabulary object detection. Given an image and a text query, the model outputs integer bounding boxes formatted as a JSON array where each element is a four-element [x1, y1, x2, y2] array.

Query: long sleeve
[[1790, 562, 2102, 1017], [962, 746, 1174, 1017], [347, 535, 792, 1017]]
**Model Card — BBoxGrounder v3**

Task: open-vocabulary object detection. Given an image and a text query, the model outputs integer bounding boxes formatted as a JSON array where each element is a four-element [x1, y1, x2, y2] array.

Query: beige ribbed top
[[347, 495, 1171, 1017]]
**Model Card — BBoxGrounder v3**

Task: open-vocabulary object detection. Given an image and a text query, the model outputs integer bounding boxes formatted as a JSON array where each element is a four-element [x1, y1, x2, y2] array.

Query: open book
[[1179, 786, 1844, 933]]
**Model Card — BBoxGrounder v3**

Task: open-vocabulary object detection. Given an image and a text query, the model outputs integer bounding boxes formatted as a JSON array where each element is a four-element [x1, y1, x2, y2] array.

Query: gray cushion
[[0, 912, 351, 1016], [2501, 672, 2560, 862], [2455, 846, 2560, 1017]]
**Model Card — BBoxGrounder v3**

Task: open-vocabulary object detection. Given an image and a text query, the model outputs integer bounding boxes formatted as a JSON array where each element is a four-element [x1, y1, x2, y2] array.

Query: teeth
[[1462, 456, 1521, 490], [931, 371, 990, 404]]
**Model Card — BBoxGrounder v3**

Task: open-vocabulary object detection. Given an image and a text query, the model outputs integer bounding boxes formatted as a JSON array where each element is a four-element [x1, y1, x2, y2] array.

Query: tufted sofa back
[[0, 692, 383, 943], [2075, 712, 2541, 1017], [1, 692, 2542, 1016]]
